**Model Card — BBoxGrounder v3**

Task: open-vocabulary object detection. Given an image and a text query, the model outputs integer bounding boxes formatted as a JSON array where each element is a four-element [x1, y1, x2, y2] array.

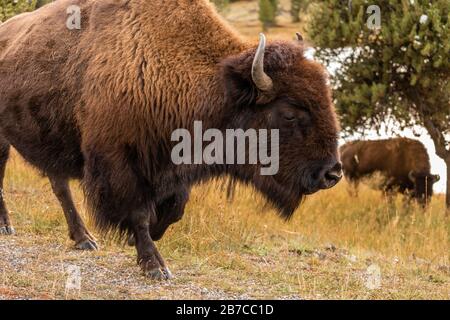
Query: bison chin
[[251, 174, 306, 220], [246, 161, 342, 219]]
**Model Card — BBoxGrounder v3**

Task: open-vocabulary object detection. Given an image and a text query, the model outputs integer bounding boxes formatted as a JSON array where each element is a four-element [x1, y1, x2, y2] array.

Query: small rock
[[201, 288, 209, 295], [325, 243, 337, 252], [314, 250, 327, 260]]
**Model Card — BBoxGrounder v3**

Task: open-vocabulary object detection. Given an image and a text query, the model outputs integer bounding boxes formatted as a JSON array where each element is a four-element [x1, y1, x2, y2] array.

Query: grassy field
[[0, 149, 448, 300], [0, 0, 449, 300]]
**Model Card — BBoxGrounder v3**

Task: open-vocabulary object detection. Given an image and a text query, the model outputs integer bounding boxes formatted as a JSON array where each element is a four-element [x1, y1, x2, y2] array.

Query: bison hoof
[[75, 239, 99, 251], [146, 267, 172, 281], [162, 267, 173, 280], [0, 226, 15, 235]]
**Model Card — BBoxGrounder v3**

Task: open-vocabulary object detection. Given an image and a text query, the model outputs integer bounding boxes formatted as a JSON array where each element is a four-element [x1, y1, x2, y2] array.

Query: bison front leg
[[151, 189, 189, 241], [127, 188, 189, 246], [131, 207, 172, 280]]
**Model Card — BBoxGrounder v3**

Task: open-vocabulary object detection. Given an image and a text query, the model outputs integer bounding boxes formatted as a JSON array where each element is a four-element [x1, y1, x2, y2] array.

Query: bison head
[[220, 34, 342, 218], [408, 171, 440, 203]]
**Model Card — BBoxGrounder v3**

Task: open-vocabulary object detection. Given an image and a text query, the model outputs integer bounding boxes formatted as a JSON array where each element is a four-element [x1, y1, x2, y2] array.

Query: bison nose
[[319, 162, 343, 189]]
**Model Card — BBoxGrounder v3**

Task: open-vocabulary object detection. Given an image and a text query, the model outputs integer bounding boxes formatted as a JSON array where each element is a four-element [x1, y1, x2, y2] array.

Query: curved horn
[[252, 33, 274, 92], [408, 171, 416, 182]]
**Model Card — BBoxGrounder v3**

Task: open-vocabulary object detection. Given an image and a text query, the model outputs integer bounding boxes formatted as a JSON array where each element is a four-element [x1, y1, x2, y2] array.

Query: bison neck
[[80, 0, 250, 136], [80, 1, 258, 199], [135, 0, 250, 126], [138, 0, 248, 63]]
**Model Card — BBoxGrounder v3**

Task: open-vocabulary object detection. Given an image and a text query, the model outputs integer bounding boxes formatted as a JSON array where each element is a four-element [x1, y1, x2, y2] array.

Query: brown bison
[[340, 138, 440, 204], [0, 0, 342, 279]]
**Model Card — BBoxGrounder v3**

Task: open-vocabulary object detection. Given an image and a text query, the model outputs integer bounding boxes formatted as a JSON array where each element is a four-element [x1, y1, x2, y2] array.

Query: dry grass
[[0, 0, 448, 300], [0, 150, 448, 300]]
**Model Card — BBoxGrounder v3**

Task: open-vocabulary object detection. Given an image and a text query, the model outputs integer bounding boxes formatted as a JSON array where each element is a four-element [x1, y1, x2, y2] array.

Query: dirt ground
[[1, 232, 447, 300]]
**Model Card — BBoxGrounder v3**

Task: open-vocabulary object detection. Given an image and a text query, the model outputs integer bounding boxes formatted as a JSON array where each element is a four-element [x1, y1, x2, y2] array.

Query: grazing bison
[[0, 0, 342, 279], [340, 138, 440, 204]]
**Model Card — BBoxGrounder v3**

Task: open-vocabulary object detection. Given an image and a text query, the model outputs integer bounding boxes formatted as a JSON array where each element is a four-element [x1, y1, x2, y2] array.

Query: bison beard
[[0, 0, 341, 280]]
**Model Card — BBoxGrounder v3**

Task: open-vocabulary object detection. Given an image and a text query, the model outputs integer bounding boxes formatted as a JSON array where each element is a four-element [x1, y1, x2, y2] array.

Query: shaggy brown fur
[[0, 0, 341, 279], [340, 138, 440, 204]]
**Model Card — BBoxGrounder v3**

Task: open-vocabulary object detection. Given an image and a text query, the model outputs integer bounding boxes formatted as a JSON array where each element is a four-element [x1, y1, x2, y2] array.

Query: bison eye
[[281, 110, 296, 122], [284, 114, 296, 121]]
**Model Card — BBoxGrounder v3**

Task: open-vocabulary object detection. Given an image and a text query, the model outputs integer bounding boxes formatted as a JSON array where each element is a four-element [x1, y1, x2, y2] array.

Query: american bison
[[0, 0, 342, 279], [340, 138, 440, 204]]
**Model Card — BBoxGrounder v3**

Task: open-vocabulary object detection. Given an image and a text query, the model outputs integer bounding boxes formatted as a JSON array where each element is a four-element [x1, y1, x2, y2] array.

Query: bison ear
[[221, 34, 276, 108], [221, 57, 259, 109], [432, 174, 440, 183]]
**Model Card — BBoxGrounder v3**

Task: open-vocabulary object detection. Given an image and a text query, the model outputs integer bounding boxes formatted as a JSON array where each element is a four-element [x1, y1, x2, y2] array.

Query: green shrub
[[259, 0, 278, 31], [0, 0, 36, 22], [291, 0, 308, 23]]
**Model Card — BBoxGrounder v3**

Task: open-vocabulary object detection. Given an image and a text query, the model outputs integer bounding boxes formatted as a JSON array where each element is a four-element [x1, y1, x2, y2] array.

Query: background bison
[[0, 0, 341, 280], [340, 138, 440, 205]]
